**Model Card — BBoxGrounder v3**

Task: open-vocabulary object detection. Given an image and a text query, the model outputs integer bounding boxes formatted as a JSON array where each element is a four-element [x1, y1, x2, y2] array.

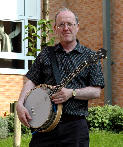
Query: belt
[[60, 114, 85, 122]]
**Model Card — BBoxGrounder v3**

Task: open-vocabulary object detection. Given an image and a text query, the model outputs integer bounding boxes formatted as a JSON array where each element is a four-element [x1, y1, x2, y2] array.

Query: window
[[0, 21, 22, 53], [0, 0, 41, 75], [0, 58, 24, 69]]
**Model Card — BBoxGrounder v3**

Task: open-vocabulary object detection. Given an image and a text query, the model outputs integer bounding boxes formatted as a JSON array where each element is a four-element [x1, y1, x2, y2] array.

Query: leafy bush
[[0, 117, 8, 139], [87, 105, 123, 133], [6, 114, 30, 135], [21, 123, 31, 134], [7, 114, 14, 134]]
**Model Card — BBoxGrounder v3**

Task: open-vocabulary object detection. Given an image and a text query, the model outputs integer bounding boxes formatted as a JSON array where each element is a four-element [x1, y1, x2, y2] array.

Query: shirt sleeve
[[89, 59, 105, 89], [26, 52, 45, 85]]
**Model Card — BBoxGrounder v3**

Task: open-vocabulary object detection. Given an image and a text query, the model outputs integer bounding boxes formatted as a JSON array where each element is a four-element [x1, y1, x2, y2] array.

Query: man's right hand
[[16, 102, 32, 128]]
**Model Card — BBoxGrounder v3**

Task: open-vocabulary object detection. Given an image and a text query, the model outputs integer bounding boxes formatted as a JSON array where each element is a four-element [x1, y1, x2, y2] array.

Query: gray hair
[[55, 8, 78, 25]]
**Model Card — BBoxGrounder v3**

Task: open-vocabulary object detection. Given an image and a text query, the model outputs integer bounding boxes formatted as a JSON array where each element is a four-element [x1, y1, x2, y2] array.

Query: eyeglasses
[[57, 22, 77, 29]]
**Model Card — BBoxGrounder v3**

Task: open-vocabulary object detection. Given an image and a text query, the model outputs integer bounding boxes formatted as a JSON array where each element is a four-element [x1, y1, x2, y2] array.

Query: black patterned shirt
[[26, 40, 105, 116]]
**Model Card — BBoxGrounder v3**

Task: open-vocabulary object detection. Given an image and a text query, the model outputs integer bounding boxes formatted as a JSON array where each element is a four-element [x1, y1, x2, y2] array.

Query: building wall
[[0, 0, 123, 116], [110, 0, 123, 106], [0, 75, 27, 116]]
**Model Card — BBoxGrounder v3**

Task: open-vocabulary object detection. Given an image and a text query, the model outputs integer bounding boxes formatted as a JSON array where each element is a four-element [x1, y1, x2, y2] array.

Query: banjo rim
[[25, 84, 63, 132], [36, 103, 62, 132]]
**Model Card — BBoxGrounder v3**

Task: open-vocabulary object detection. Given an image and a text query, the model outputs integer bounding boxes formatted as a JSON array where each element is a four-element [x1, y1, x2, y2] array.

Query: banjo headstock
[[87, 48, 107, 64]]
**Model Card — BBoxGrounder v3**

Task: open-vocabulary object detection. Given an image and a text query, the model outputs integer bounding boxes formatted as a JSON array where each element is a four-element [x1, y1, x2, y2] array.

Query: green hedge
[[6, 114, 30, 136], [0, 117, 8, 139], [0, 105, 123, 139], [0, 114, 30, 138], [87, 104, 123, 133]]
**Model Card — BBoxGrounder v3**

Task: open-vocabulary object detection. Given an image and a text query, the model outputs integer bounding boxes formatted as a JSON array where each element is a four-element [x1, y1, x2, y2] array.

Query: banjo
[[24, 48, 107, 133]]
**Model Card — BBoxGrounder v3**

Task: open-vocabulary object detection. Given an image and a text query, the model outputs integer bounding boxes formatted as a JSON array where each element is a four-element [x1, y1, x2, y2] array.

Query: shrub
[[7, 114, 14, 134], [6, 114, 30, 135], [21, 123, 31, 134], [0, 117, 8, 139], [87, 104, 123, 133]]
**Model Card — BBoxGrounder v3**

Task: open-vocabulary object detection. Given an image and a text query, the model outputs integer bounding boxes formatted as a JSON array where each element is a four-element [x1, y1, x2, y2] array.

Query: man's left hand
[[51, 87, 73, 104]]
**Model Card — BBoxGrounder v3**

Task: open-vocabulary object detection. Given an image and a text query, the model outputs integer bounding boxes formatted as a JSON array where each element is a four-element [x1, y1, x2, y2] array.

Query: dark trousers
[[29, 118, 89, 147]]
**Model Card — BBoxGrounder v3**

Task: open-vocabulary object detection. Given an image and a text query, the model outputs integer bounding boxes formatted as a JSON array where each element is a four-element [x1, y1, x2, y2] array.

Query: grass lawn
[[0, 131, 123, 147], [0, 134, 31, 147], [90, 131, 123, 147]]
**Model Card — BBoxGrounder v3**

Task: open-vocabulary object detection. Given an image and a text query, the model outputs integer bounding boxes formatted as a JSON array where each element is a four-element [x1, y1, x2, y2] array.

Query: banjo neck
[[49, 48, 107, 97], [49, 61, 88, 96]]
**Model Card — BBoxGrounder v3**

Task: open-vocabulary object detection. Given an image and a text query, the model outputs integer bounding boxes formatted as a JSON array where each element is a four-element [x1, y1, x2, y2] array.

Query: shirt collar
[[54, 39, 84, 54]]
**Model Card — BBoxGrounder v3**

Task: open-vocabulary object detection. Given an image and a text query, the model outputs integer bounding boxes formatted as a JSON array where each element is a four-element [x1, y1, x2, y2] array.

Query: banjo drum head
[[24, 88, 51, 128]]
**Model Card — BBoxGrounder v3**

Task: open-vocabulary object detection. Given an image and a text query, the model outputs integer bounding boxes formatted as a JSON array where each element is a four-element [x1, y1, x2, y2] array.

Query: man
[[16, 8, 105, 147]]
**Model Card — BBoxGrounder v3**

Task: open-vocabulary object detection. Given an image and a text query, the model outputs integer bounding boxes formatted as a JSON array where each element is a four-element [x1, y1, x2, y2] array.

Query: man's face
[[54, 11, 79, 44]]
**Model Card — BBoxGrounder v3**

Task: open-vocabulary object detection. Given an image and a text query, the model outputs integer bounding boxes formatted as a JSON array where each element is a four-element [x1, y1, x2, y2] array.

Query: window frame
[[0, 0, 41, 75]]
